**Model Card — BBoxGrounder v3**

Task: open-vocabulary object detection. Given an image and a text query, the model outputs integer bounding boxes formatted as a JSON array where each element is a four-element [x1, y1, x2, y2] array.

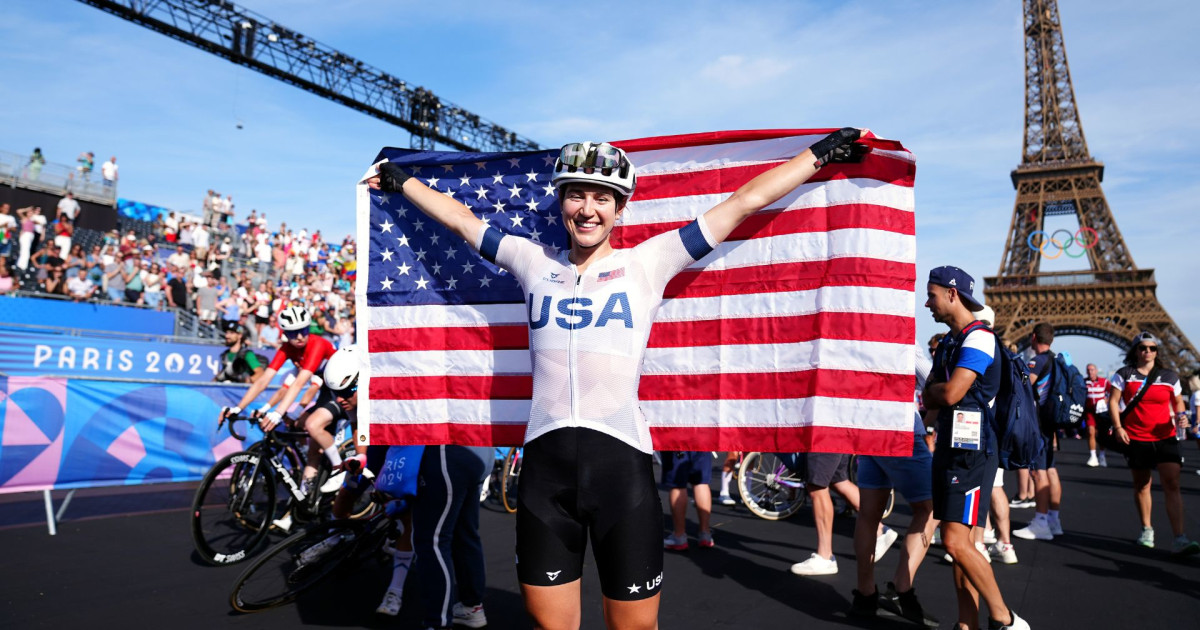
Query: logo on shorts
[[628, 572, 663, 594], [951, 475, 959, 485], [546, 570, 562, 581]]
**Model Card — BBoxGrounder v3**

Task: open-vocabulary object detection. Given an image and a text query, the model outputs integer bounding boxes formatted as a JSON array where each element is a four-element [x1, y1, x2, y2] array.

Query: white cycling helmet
[[551, 141, 637, 199], [278, 305, 311, 332], [323, 345, 362, 394]]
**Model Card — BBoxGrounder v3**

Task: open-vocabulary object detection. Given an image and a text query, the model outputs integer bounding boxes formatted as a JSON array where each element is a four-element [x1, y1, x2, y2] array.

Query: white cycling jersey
[[477, 218, 717, 453]]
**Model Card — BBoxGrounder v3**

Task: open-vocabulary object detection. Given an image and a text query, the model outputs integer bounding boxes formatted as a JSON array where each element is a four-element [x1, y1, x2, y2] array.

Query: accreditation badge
[[951, 408, 983, 451]]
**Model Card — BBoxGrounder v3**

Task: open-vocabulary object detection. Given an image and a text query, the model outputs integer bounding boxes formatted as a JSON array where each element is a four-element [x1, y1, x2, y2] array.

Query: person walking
[[923, 265, 1029, 630], [1108, 332, 1200, 554]]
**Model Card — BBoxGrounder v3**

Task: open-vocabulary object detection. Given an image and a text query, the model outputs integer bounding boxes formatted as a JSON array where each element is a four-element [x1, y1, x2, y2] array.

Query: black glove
[[809, 127, 870, 167], [377, 162, 413, 192]]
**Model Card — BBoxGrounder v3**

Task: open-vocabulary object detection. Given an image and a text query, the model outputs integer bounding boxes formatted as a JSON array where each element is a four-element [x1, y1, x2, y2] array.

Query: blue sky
[[3, 0, 1198, 370]]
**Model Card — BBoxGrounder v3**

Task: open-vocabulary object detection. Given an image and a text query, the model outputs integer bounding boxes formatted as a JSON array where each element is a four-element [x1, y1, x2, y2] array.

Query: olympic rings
[[1027, 227, 1099, 259]]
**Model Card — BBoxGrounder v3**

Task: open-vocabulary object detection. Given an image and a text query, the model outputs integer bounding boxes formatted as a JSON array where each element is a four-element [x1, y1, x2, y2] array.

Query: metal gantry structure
[[984, 0, 1198, 378], [75, 0, 541, 153]]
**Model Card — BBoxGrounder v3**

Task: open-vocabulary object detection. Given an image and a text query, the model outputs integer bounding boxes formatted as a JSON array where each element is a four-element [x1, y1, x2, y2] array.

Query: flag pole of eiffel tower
[[984, 0, 1199, 378]]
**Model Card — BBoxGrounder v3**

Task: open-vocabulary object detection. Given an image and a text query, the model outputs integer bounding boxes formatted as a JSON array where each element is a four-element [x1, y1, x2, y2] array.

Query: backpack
[[1046, 351, 1087, 428], [962, 322, 1045, 470]]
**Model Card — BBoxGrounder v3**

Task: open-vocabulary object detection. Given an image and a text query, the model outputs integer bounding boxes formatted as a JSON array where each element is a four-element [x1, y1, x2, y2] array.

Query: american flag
[[356, 129, 917, 455]]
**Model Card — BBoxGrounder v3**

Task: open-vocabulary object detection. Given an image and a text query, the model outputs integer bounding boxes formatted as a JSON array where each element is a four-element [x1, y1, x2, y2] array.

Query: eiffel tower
[[983, 0, 1199, 378]]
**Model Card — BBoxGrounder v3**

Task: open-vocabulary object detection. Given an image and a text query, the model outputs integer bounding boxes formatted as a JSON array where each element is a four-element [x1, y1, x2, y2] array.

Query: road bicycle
[[190, 413, 362, 565], [479, 446, 522, 514], [228, 461, 403, 613], [737, 452, 894, 521]]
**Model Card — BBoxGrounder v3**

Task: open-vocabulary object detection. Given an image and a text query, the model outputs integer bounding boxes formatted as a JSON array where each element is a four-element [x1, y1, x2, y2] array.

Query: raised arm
[[366, 164, 485, 245], [701, 128, 868, 243]]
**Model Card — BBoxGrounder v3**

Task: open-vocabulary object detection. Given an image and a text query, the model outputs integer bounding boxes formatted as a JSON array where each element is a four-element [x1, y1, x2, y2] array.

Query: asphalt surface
[[3, 439, 1200, 629]]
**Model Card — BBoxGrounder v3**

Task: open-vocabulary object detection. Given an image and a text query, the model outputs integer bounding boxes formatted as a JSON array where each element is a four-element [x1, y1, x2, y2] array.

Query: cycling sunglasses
[[283, 328, 309, 340], [558, 142, 630, 178], [331, 382, 359, 399]]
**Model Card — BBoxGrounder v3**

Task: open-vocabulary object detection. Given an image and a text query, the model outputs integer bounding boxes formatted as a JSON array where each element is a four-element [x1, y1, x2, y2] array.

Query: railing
[[0, 149, 117, 205], [0, 320, 223, 346], [6, 290, 221, 340], [985, 269, 1155, 289]]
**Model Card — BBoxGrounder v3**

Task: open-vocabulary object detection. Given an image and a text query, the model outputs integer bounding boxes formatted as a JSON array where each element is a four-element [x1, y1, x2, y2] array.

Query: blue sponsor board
[[0, 328, 223, 383]]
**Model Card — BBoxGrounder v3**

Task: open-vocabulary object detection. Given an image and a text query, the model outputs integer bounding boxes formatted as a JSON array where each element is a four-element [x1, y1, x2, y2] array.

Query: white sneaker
[[983, 528, 997, 545], [1097, 453, 1108, 467], [321, 471, 347, 494], [1047, 513, 1064, 536], [376, 589, 402, 616], [993, 610, 1031, 630], [271, 512, 293, 533], [988, 542, 1019, 564], [1013, 516, 1054, 540], [1136, 526, 1155, 548], [790, 552, 838, 575], [1086, 454, 1099, 467], [942, 543, 991, 564], [452, 602, 488, 628], [718, 493, 736, 506], [875, 527, 899, 562]]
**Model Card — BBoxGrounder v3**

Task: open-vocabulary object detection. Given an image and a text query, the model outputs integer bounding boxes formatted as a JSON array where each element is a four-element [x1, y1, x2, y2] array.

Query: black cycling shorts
[[515, 427, 663, 601], [308, 385, 349, 425], [1125, 437, 1182, 470]]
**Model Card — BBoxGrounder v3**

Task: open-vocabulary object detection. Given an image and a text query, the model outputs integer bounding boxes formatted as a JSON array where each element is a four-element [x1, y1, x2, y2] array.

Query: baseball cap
[[928, 266, 984, 312], [1131, 331, 1160, 346]]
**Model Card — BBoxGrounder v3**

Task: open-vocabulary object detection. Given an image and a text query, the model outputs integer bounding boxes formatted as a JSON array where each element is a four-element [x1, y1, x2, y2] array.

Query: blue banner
[[0, 296, 176, 336], [0, 328, 223, 383], [1, 376, 258, 493]]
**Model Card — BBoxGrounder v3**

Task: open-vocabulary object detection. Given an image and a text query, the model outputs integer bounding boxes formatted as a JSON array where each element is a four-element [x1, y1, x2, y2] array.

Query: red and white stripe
[[360, 129, 917, 455]]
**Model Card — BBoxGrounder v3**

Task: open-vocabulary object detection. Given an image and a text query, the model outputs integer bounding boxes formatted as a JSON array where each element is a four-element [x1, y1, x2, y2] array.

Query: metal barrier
[[7, 290, 221, 339], [0, 149, 117, 206]]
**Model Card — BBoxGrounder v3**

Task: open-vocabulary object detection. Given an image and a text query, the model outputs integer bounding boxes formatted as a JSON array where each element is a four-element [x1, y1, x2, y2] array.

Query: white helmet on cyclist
[[551, 141, 636, 199], [323, 345, 362, 394], [278, 305, 311, 332]]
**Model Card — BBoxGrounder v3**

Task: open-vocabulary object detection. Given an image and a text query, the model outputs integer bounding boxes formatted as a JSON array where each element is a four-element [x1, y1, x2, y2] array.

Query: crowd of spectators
[[0, 191, 357, 350]]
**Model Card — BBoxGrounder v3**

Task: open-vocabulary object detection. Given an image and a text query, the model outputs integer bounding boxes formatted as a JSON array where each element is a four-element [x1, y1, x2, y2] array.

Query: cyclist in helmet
[[368, 128, 869, 627], [221, 304, 345, 498], [214, 320, 263, 384]]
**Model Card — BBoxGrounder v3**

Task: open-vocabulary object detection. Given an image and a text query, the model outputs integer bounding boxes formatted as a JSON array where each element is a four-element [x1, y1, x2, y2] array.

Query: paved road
[[3, 439, 1199, 628]]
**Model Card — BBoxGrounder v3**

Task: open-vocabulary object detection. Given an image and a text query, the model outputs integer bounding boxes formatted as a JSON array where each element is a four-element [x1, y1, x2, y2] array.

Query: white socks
[[721, 471, 733, 495], [324, 445, 344, 467]]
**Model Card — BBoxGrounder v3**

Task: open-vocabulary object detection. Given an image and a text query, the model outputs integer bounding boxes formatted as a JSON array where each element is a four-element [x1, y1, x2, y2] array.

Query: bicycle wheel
[[229, 519, 365, 612], [737, 452, 806, 520], [500, 447, 521, 514], [191, 451, 276, 565]]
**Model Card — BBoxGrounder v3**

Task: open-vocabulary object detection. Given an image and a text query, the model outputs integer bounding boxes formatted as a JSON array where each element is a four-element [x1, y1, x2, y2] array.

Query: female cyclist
[[221, 305, 345, 497], [368, 128, 868, 629]]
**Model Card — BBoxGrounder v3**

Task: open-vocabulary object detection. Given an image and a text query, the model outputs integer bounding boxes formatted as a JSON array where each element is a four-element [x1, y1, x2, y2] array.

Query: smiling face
[[560, 183, 625, 258]]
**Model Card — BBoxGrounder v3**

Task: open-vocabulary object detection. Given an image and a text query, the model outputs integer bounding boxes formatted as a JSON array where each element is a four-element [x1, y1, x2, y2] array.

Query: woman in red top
[[1108, 331, 1198, 554]]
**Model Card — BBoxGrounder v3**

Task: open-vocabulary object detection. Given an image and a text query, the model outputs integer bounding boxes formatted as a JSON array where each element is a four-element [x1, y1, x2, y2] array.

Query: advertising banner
[[0, 375, 258, 494], [0, 328, 223, 383]]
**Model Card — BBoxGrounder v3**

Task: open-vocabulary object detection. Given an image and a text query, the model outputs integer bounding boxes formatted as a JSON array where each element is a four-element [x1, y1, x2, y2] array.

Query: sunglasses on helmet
[[557, 142, 630, 178]]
